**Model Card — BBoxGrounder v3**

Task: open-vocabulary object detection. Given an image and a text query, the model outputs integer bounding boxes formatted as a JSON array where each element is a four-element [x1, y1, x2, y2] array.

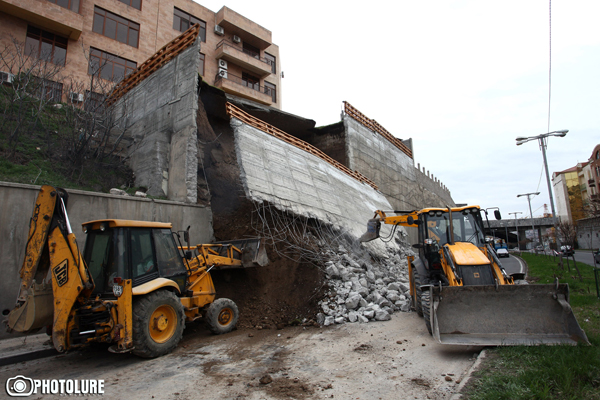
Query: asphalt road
[[499, 254, 527, 277], [572, 251, 600, 268]]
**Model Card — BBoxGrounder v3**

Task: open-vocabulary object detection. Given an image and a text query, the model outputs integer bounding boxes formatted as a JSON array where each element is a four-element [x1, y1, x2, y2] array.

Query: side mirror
[[494, 210, 501, 220], [412, 243, 424, 249], [184, 225, 190, 243]]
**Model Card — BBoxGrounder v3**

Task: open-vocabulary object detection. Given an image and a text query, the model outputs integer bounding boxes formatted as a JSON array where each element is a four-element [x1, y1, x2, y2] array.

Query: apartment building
[[0, 0, 281, 108], [553, 144, 600, 224]]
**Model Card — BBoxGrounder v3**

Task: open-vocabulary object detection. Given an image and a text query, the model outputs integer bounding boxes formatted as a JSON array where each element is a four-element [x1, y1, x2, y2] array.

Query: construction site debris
[[316, 237, 414, 325]]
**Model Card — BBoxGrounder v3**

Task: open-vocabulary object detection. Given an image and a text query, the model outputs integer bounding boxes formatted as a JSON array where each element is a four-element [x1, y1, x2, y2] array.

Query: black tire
[[412, 265, 423, 317], [421, 289, 432, 335], [205, 298, 239, 335], [132, 290, 185, 358]]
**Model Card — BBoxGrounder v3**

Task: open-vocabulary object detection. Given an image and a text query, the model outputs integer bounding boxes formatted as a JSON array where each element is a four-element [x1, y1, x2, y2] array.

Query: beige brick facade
[[0, 0, 281, 108]]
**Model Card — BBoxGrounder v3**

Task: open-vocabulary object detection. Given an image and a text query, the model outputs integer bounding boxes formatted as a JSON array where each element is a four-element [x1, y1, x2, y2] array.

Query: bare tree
[[0, 36, 63, 158], [0, 37, 136, 188]]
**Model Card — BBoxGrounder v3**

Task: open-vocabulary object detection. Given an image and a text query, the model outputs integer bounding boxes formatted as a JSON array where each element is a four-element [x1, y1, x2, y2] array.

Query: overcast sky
[[198, 0, 599, 220]]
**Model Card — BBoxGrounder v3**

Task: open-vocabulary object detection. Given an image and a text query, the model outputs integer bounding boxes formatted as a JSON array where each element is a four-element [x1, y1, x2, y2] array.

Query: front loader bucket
[[359, 219, 381, 243], [6, 281, 53, 333], [429, 284, 589, 346], [212, 238, 269, 268]]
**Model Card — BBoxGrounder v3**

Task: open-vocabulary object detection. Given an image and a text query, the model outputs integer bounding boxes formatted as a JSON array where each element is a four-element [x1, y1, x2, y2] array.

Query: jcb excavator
[[5, 185, 267, 357], [361, 205, 588, 346]]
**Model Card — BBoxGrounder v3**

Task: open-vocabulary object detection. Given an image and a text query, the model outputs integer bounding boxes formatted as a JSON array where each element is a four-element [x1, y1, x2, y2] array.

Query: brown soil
[[197, 98, 327, 330]]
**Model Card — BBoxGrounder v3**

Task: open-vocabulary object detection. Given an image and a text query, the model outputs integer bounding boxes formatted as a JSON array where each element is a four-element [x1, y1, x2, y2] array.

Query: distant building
[[0, 0, 281, 108], [589, 144, 600, 202], [553, 143, 600, 224]]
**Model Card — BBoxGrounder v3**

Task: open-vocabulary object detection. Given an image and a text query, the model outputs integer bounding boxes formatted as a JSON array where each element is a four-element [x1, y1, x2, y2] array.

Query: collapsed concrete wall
[[0, 182, 212, 339], [111, 37, 201, 203]]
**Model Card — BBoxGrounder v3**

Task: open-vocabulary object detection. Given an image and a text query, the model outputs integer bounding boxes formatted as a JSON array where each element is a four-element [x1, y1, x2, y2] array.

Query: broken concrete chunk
[[375, 309, 391, 321], [110, 188, 128, 196], [345, 293, 362, 310], [325, 264, 340, 278]]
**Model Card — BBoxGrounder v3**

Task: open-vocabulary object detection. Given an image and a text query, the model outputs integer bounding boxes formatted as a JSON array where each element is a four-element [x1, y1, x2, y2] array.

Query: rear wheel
[[412, 265, 424, 316], [421, 290, 432, 335], [205, 298, 239, 335], [132, 290, 185, 358]]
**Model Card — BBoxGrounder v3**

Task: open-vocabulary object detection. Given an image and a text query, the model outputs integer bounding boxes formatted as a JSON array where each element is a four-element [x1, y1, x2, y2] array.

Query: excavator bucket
[[6, 281, 54, 333], [211, 238, 269, 268], [429, 284, 589, 346], [359, 219, 381, 243]]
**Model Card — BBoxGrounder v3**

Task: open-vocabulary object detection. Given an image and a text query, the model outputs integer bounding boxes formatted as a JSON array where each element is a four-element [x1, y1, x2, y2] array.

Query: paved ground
[[1, 311, 483, 400]]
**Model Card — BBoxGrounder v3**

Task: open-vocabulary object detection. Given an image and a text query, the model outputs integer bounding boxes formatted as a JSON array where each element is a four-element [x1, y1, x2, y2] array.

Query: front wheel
[[421, 290, 432, 335], [132, 290, 185, 358], [411, 265, 424, 316], [205, 298, 239, 335]]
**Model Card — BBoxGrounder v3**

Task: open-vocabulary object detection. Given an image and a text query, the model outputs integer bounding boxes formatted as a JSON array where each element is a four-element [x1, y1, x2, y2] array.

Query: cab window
[[131, 229, 157, 278]]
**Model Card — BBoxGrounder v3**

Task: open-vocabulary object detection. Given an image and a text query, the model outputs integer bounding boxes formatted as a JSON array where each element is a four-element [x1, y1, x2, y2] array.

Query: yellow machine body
[[6, 185, 266, 358], [362, 205, 588, 346]]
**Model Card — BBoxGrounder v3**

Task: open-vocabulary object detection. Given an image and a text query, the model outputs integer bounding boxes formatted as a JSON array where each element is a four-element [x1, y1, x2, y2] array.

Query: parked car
[[594, 250, 600, 264], [496, 248, 510, 258], [561, 245, 574, 256]]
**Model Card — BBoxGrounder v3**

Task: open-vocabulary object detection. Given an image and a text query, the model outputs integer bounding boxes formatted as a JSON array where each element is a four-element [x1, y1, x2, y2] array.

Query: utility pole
[[509, 212, 523, 250], [517, 192, 540, 250], [516, 130, 568, 251]]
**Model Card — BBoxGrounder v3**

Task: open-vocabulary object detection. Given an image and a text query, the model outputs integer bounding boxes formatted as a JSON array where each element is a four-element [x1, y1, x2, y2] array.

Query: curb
[[449, 349, 487, 400]]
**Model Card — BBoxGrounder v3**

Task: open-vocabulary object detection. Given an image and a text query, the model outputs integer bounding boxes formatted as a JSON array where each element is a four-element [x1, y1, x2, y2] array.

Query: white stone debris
[[317, 236, 415, 325]]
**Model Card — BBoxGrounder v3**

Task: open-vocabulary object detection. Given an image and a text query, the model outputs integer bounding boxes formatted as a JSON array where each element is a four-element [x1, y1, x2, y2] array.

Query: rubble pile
[[316, 238, 416, 326]]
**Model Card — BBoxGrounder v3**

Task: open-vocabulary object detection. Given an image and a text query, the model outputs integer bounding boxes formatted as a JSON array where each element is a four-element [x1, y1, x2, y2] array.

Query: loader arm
[[6, 185, 94, 352]]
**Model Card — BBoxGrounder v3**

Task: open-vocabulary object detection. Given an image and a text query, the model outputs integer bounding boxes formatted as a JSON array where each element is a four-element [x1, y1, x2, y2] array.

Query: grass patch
[[462, 253, 600, 400]]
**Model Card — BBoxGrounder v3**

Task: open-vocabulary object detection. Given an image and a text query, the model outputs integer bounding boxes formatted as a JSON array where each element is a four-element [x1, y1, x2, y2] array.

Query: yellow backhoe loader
[[5, 185, 267, 358], [361, 205, 588, 346]]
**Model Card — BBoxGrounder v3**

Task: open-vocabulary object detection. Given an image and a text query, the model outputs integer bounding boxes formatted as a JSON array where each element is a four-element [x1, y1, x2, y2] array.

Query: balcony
[[215, 7, 271, 50], [214, 72, 274, 106], [589, 178, 596, 188], [0, 0, 84, 39], [215, 41, 273, 77]]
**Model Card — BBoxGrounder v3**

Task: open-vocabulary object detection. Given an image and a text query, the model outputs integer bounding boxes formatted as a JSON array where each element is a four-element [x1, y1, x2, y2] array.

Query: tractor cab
[[82, 220, 188, 296]]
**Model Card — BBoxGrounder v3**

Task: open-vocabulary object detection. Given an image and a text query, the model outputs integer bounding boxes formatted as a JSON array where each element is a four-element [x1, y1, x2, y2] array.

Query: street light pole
[[516, 130, 567, 251], [518, 192, 540, 249], [509, 212, 523, 250]]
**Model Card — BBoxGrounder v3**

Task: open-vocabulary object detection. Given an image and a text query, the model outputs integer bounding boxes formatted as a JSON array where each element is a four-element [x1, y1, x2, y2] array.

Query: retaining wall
[[111, 36, 201, 202]]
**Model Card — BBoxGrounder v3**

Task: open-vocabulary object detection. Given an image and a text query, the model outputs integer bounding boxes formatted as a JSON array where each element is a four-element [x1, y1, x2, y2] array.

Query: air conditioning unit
[[218, 59, 228, 69], [214, 25, 224, 36], [70, 92, 84, 102], [0, 71, 14, 84], [218, 68, 228, 79], [232, 35, 241, 44]]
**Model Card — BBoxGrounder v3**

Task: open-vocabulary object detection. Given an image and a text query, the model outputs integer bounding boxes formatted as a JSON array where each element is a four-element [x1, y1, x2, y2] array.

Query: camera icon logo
[[6, 375, 34, 397]]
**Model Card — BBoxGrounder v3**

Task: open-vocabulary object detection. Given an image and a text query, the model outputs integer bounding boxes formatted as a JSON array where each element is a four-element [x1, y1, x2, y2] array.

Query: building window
[[265, 52, 276, 74], [84, 90, 106, 113], [88, 48, 137, 82], [117, 0, 141, 10], [46, 0, 80, 13], [93, 7, 140, 48], [173, 8, 206, 41], [32, 77, 63, 103], [242, 42, 260, 59], [199, 53, 205, 76], [25, 26, 67, 66], [264, 81, 276, 103], [242, 72, 259, 91]]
